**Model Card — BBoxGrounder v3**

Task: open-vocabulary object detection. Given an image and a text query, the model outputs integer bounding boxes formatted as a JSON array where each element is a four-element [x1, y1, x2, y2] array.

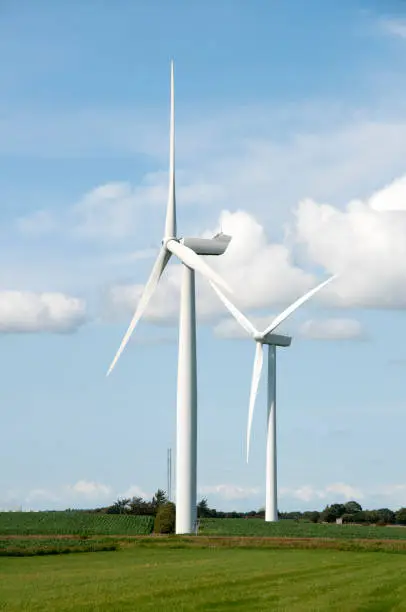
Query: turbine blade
[[262, 274, 337, 337], [166, 239, 232, 294], [164, 60, 176, 238], [247, 342, 264, 462], [106, 246, 171, 376], [209, 281, 257, 337]]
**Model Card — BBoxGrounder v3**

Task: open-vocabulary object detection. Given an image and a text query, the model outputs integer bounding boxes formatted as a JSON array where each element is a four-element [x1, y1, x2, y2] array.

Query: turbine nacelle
[[181, 234, 232, 257], [260, 332, 292, 347]]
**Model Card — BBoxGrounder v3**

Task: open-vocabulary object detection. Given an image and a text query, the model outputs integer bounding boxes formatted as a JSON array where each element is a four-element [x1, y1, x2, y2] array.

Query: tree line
[[78, 493, 406, 526]]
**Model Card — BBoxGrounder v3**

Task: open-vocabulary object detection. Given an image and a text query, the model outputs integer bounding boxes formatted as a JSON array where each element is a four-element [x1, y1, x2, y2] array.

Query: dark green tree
[[376, 508, 395, 525], [344, 501, 362, 514], [197, 497, 211, 518], [308, 511, 321, 523], [154, 502, 176, 533], [152, 489, 168, 509], [396, 508, 406, 525], [106, 497, 130, 514], [320, 504, 346, 523]]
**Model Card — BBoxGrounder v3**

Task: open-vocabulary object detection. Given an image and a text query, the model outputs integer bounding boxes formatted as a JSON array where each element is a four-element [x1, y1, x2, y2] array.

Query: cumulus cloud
[[72, 181, 156, 241], [280, 482, 364, 503], [293, 178, 406, 309], [299, 318, 365, 340], [0, 291, 87, 333], [199, 484, 260, 500], [121, 485, 151, 499], [103, 171, 406, 327], [369, 175, 406, 211], [0, 480, 152, 511], [66, 480, 112, 498], [280, 482, 406, 509], [103, 209, 320, 326]]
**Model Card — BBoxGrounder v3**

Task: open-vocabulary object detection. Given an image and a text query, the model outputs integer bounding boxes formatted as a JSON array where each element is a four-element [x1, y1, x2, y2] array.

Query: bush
[[154, 502, 176, 534], [396, 508, 406, 525]]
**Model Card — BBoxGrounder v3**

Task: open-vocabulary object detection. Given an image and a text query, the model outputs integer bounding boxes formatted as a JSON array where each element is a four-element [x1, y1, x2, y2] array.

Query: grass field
[[0, 512, 154, 535], [3, 513, 406, 542], [200, 517, 406, 540], [0, 537, 119, 556], [3, 544, 406, 610]]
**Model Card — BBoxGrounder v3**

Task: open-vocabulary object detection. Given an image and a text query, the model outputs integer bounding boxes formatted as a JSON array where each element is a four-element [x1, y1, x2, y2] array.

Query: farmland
[[3, 513, 406, 610], [0, 537, 118, 556], [3, 512, 406, 541], [3, 545, 406, 611], [0, 511, 154, 536], [200, 517, 406, 540]]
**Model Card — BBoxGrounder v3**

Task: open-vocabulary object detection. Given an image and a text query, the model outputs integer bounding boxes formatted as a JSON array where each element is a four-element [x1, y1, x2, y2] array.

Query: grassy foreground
[[3, 545, 406, 611]]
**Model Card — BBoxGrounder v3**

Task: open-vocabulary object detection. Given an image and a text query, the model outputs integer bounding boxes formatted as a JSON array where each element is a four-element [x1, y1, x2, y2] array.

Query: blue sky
[[2, 0, 406, 513]]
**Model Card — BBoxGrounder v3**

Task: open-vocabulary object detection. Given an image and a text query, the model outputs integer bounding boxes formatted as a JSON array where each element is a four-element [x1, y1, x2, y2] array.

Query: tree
[[152, 489, 168, 509], [344, 501, 362, 514], [308, 511, 321, 523], [197, 498, 212, 518], [396, 508, 406, 525], [154, 502, 176, 534], [320, 504, 346, 523], [106, 497, 130, 514], [127, 496, 154, 516], [376, 508, 395, 525]]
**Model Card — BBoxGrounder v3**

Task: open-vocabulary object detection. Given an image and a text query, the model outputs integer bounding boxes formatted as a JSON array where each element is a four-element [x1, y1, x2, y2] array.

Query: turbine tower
[[211, 275, 336, 522], [107, 62, 233, 534]]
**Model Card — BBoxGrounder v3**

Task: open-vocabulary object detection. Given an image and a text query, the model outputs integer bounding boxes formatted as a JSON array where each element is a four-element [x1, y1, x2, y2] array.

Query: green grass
[[0, 512, 154, 536], [0, 537, 119, 557], [3, 546, 406, 610], [200, 518, 406, 540]]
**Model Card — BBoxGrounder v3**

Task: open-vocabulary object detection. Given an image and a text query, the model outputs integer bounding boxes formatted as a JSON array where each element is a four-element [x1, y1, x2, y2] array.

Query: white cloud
[[294, 179, 406, 308], [104, 209, 319, 326], [280, 482, 364, 503], [199, 484, 260, 501], [66, 480, 112, 498], [0, 291, 87, 333], [121, 485, 151, 500], [380, 18, 406, 39], [299, 318, 365, 340], [0, 480, 149, 510], [102, 172, 406, 327], [369, 175, 406, 211], [72, 182, 141, 241]]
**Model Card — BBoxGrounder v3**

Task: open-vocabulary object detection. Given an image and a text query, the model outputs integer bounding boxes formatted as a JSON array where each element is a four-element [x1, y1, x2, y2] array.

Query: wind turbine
[[107, 62, 233, 534], [210, 275, 336, 522]]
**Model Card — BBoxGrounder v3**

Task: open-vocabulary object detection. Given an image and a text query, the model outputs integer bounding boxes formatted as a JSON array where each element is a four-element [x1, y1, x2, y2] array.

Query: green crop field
[[199, 518, 406, 540], [2, 545, 406, 611], [0, 512, 154, 536], [0, 537, 119, 556]]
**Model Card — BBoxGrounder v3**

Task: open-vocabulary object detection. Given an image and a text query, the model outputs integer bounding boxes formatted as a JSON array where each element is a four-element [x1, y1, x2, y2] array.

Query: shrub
[[154, 502, 176, 534]]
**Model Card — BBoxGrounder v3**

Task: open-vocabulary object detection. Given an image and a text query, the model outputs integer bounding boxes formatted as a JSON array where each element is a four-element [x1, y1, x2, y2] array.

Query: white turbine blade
[[209, 281, 258, 337], [166, 239, 233, 294], [247, 342, 264, 463], [261, 274, 337, 338], [164, 60, 176, 238], [106, 247, 171, 376]]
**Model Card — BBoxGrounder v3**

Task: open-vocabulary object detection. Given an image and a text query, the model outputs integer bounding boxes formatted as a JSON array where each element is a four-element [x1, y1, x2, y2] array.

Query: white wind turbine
[[107, 62, 233, 534], [211, 275, 336, 522]]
